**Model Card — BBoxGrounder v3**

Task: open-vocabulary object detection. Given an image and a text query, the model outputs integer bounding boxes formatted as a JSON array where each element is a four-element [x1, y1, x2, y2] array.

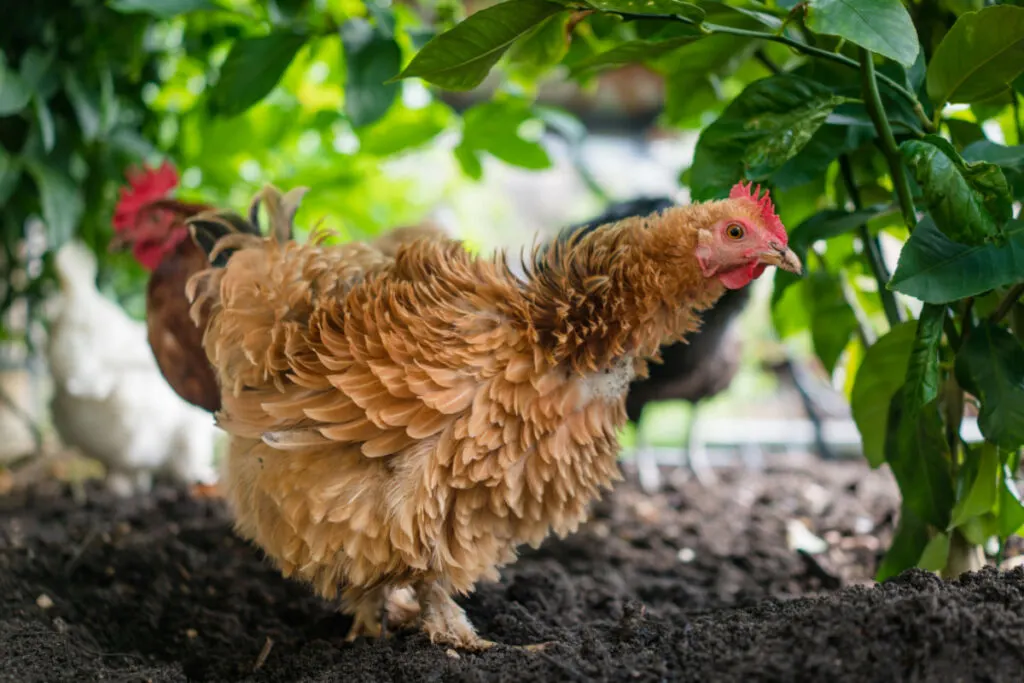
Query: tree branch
[[838, 154, 902, 327], [859, 48, 918, 232], [992, 282, 1024, 324]]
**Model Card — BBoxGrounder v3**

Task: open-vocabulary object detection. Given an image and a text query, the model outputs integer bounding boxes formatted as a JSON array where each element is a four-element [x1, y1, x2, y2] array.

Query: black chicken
[[571, 197, 751, 490]]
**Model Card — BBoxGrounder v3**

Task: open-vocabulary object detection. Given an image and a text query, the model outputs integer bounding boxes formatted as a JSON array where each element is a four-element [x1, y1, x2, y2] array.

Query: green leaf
[[582, 0, 705, 22], [0, 149, 21, 207], [357, 102, 451, 157], [508, 13, 572, 76], [900, 136, 1009, 245], [62, 71, 101, 142], [903, 304, 944, 413], [961, 141, 1024, 168], [341, 19, 402, 128], [884, 391, 955, 529], [768, 124, 866, 190], [806, 270, 858, 375], [393, 0, 568, 91], [32, 96, 55, 154], [773, 207, 890, 300], [456, 99, 551, 174], [569, 31, 704, 76], [890, 218, 1024, 304], [24, 159, 85, 248], [851, 321, 917, 467], [955, 321, 1024, 450], [108, 0, 220, 16], [211, 31, 307, 117], [805, 0, 919, 68], [950, 443, 1000, 528], [946, 119, 987, 149], [926, 5, 1024, 106], [691, 75, 848, 200], [998, 465, 1024, 537], [876, 504, 929, 581], [917, 531, 950, 571], [0, 55, 31, 115]]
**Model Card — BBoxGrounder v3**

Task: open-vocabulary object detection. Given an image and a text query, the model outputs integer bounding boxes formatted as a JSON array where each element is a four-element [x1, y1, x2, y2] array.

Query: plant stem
[[858, 48, 918, 232], [992, 282, 1024, 324], [816, 251, 875, 346], [611, 13, 935, 132], [838, 155, 902, 327], [754, 49, 782, 75], [1013, 91, 1022, 146]]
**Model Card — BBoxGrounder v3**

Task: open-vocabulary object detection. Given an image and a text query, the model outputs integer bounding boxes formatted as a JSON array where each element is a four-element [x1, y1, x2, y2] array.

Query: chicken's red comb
[[729, 181, 787, 244]]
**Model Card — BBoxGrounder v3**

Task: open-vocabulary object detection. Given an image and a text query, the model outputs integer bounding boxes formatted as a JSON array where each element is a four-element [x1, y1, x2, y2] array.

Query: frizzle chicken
[[183, 182, 800, 651]]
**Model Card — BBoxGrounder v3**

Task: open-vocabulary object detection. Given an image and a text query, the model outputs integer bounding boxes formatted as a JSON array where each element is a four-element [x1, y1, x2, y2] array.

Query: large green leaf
[[24, 159, 84, 248], [581, 0, 705, 22], [393, 0, 567, 91], [507, 13, 572, 77], [955, 321, 1024, 450], [961, 141, 1024, 168], [916, 532, 950, 571], [0, 54, 31, 115], [210, 31, 308, 118], [341, 19, 402, 128], [926, 5, 1024, 106], [690, 75, 848, 200], [903, 304, 944, 414], [769, 123, 867, 190], [998, 465, 1024, 538], [455, 99, 551, 178], [569, 30, 704, 76], [884, 391, 955, 529], [108, 0, 219, 16], [806, 270, 858, 375], [805, 0, 919, 68], [889, 218, 1024, 304], [851, 321, 917, 467], [950, 443, 1000, 528], [772, 208, 888, 300], [876, 504, 929, 581], [0, 149, 21, 207], [900, 136, 1010, 245], [62, 71, 101, 142]]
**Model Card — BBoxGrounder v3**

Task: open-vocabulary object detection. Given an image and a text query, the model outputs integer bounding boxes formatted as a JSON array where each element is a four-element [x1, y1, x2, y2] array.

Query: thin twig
[[754, 49, 782, 75], [1013, 91, 1022, 146], [253, 636, 274, 672], [859, 48, 918, 232], [838, 154, 902, 327], [992, 282, 1024, 324]]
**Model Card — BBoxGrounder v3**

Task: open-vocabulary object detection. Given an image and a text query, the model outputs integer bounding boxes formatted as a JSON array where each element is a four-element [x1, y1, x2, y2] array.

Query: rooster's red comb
[[729, 181, 787, 244]]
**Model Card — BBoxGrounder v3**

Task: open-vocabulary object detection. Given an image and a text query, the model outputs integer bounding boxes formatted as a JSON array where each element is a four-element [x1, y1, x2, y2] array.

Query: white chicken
[[47, 241, 219, 496]]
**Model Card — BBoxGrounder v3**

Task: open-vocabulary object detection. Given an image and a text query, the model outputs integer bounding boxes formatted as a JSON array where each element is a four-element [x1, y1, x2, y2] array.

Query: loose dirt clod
[[1, 460, 1022, 682]]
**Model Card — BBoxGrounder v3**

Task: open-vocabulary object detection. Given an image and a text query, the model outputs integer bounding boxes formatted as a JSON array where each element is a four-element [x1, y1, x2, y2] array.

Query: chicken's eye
[[726, 224, 745, 240]]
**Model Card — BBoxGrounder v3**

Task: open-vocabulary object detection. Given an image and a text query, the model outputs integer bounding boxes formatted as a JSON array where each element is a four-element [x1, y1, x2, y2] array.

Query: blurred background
[[3, 0, 989, 492]]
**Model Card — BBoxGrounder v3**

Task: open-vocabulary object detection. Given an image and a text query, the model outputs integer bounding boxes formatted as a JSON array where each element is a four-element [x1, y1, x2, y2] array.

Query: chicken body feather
[[186, 185, 799, 649]]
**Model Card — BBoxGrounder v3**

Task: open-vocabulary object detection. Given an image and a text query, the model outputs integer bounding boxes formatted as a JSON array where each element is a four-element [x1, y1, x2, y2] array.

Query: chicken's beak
[[761, 246, 802, 274]]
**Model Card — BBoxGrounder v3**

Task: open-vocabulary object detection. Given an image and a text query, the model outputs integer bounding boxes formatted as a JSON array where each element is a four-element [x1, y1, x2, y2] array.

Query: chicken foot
[[417, 581, 551, 652], [344, 586, 420, 642]]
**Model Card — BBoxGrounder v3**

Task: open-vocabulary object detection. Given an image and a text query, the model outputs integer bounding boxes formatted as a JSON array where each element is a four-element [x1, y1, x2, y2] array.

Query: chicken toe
[[418, 582, 551, 652]]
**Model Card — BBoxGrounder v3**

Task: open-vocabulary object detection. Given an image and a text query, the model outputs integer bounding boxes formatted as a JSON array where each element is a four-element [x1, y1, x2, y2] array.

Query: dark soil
[[2, 459, 1023, 683]]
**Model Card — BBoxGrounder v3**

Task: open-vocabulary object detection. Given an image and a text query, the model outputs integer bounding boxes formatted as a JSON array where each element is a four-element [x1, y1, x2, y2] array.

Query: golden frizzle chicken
[[569, 197, 751, 491], [183, 182, 801, 651]]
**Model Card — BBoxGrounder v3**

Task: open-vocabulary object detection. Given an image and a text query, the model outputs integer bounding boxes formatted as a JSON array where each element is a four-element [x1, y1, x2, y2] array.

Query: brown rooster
[[109, 163, 223, 413], [183, 182, 800, 651]]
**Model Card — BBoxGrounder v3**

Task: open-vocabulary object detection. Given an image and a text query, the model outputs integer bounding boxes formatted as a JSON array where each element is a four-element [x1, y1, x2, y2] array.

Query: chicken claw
[[345, 586, 421, 642], [417, 582, 552, 652]]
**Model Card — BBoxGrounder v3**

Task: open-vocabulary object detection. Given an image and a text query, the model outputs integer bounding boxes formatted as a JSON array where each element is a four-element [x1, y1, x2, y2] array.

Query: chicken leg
[[344, 586, 421, 641], [416, 581, 551, 652]]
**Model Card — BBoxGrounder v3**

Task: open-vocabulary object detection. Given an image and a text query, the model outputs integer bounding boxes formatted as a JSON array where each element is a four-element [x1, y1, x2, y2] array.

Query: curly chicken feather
[[184, 183, 800, 651]]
